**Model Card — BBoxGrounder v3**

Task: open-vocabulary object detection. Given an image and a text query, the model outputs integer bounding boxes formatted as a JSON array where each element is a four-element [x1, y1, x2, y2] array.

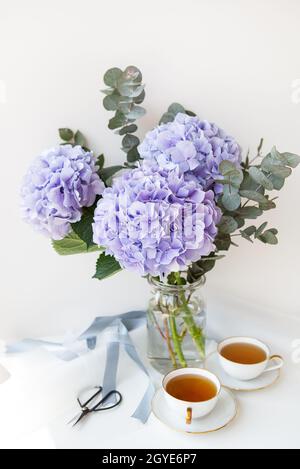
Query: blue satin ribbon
[[5, 310, 155, 424]]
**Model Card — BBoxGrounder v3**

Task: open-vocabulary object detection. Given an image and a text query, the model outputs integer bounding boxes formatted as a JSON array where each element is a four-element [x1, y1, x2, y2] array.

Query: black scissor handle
[[93, 390, 122, 411], [77, 386, 103, 408]]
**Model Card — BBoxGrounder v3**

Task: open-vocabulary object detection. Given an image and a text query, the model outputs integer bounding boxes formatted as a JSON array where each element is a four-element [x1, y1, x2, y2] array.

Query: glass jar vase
[[147, 276, 206, 374]]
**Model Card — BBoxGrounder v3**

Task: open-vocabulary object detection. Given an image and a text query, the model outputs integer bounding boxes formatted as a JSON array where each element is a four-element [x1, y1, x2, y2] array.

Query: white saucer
[[152, 387, 238, 434], [204, 352, 281, 392]]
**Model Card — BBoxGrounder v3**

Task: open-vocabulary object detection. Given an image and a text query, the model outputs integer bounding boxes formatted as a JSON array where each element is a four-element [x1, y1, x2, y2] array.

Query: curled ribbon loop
[[5, 310, 154, 423]]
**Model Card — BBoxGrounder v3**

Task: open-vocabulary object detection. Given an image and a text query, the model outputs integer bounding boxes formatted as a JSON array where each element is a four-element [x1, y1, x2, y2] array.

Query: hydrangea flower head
[[138, 112, 241, 194], [92, 164, 221, 277], [21, 145, 105, 240]]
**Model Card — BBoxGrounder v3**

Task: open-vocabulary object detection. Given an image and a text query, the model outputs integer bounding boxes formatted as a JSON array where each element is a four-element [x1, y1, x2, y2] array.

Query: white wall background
[[1, 0, 299, 341]]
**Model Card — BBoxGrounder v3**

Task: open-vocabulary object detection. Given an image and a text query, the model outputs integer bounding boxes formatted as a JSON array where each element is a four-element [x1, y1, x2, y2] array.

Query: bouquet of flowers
[[21, 65, 300, 371]]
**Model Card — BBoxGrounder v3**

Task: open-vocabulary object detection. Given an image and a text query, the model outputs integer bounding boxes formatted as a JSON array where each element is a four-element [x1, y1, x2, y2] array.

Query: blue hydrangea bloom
[[92, 164, 221, 277], [138, 113, 241, 194], [21, 145, 105, 240]]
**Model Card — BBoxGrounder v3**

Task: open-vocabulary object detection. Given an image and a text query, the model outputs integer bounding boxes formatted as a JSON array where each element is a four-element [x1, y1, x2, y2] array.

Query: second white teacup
[[218, 337, 284, 381]]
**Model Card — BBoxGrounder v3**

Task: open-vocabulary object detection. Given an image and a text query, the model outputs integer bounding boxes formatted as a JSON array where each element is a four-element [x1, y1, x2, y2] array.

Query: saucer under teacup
[[204, 352, 281, 392], [152, 387, 237, 434]]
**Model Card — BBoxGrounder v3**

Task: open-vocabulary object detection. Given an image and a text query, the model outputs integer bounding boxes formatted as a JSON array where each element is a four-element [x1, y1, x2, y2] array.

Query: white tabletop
[[0, 305, 299, 449]]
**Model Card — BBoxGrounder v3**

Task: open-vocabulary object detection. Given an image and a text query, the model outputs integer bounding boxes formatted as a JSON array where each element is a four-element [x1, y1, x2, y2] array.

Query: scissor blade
[[68, 409, 89, 427], [72, 408, 89, 426], [67, 411, 82, 426]]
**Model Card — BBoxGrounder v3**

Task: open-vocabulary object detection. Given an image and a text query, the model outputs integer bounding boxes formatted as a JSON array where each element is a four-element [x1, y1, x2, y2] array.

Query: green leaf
[[99, 165, 124, 184], [93, 253, 121, 280], [72, 207, 95, 248], [127, 105, 146, 119], [280, 152, 300, 168], [133, 89, 145, 104], [119, 124, 138, 135], [218, 216, 238, 234], [243, 225, 256, 236], [108, 111, 127, 130], [240, 225, 256, 243], [221, 187, 241, 211], [257, 230, 278, 245], [59, 128, 73, 142], [215, 234, 231, 251], [255, 222, 268, 238], [104, 68, 123, 87], [123, 65, 142, 82], [118, 102, 132, 114], [101, 88, 114, 96], [103, 93, 120, 111], [74, 130, 85, 147], [235, 216, 245, 229], [219, 161, 243, 187], [237, 206, 263, 219], [270, 146, 281, 161], [261, 149, 293, 179], [96, 154, 105, 169], [240, 172, 265, 193], [159, 112, 176, 124], [239, 190, 268, 204], [127, 146, 140, 163], [269, 174, 285, 190], [259, 197, 276, 211], [122, 134, 140, 152], [263, 163, 292, 179], [168, 103, 185, 114], [128, 85, 145, 98], [159, 103, 192, 125], [249, 167, 273, 190], [52, 231, 101, 256], [185, 110, 196, 117], [187, 254, 219, 282]]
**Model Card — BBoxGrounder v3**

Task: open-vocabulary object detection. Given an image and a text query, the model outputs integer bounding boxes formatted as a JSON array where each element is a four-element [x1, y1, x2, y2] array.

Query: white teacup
[[218, 337, 284, 381], [162, 368, 221, 424]]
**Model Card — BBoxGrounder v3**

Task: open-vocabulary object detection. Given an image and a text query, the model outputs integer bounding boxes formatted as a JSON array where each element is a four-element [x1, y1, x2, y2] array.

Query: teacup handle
[[186, 407, 192, 425], [263, 355, 284, 373]]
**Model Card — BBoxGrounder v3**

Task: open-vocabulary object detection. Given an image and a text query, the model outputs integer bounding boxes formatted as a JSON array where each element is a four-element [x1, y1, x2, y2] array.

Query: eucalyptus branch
[[249, 137, 264, 165], [102, 66, 146, 166]]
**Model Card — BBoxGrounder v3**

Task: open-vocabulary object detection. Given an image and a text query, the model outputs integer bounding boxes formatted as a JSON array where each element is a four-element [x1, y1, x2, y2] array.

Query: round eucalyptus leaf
[[237, 206, 263, 219], [104, 68, 123, 87], [168, 103, 185, 114], [123, 66, 142, 83], [239, 190, 268, 204], [119, 124, 138, 135], [127, 146, 140, 163], [258, 230, 278, 245], [108, 111, 127, 130], [218, 216, 239, 234], [222, 191, 241, 211], [249, 167, 273, 190], [103, 94, 120, 111], [133, 89, 146, 104], [269, 174, 285, 190], [122, 134, 140, 152], [281, 152, 300, 168], [159, 112, 176, 124], [266, 164, 292, 179], [127, 105, 146, 119]]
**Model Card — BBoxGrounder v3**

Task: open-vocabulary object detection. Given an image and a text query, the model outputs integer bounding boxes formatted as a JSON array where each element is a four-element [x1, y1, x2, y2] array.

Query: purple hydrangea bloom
[[21, 145, 105, 240], [92, 164, 221, 277], [138, 112, 241, 194]]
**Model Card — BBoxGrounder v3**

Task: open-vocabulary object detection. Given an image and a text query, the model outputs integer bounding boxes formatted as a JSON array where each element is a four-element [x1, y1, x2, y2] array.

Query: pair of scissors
[[68, 386, 122, 426]]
